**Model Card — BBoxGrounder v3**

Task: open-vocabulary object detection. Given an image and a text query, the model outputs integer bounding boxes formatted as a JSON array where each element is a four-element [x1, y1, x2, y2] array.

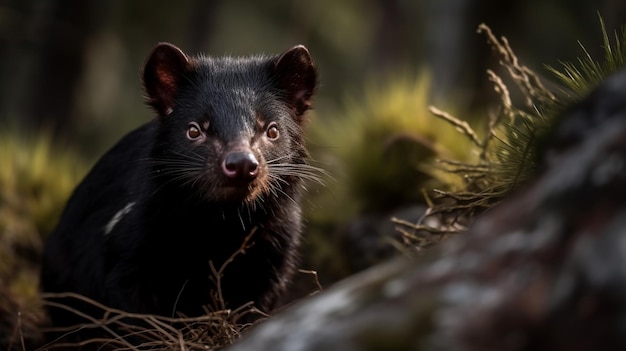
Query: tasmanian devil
[[40, 43, 319, 333]]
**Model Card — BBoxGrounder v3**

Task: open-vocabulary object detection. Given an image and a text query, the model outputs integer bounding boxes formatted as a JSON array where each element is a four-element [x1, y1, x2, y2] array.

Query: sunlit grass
[[0, 130, 88, 304], [310, 71, 476, 220]]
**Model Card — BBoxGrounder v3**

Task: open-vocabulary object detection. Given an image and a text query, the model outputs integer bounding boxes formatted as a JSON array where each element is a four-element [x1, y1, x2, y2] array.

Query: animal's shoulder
[[55, 121, 157, 230]]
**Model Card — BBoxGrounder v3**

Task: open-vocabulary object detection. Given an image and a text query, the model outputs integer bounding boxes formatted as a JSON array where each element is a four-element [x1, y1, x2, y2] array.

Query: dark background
[[1, 0, 624, 155]]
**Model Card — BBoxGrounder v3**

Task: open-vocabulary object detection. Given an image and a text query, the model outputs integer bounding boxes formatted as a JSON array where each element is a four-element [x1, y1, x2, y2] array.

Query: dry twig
[[39, 228, 266, 350]]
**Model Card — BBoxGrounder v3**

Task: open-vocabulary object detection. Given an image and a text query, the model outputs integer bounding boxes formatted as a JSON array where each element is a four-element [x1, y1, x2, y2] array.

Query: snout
[[221, 151, 259, 182]]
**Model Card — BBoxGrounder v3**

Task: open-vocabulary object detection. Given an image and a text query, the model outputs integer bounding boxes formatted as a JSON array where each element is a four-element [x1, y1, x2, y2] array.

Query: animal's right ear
[[142, 43, 190, 117]]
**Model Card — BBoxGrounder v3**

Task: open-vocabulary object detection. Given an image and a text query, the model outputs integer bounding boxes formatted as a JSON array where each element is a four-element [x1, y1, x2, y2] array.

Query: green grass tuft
[[0, 130, 88, 306], [310, 72, 476, 219], [399, 18, 626, 249], [548, 15, 626, 102]]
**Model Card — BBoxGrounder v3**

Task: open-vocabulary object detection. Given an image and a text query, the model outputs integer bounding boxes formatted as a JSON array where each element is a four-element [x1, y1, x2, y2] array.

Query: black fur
[[40, 43, 318, 336]]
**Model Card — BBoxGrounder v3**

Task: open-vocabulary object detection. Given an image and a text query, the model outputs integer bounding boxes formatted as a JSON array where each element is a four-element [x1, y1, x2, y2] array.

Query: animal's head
[[142, 43, 319, 203]]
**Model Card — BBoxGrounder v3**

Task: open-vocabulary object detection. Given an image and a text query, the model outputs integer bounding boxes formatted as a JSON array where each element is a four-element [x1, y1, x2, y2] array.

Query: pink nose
[[222, 152, 259, 181]]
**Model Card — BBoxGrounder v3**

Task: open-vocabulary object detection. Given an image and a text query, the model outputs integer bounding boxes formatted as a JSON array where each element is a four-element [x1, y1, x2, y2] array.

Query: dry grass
[[27, 228, 279, 351], [397, 19, 626, 252], [394, 24, 558, 252], [38, 292, 262, 350]]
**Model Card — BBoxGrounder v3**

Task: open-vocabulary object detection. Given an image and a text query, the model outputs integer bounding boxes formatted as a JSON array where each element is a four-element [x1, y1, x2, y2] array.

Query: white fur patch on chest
[[104, 202, 136, 235]]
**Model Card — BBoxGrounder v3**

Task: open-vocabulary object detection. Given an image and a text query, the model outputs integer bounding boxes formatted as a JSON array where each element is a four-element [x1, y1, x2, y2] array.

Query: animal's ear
[[142, 42, 191, 117], [273, 45, 318, 116]]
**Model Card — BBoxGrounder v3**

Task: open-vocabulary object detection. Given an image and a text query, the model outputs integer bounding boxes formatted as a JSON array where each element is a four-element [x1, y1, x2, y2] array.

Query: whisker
[[267, 174, 291, 186], [146, 153, 205, 197], [266, 153, 296, 164], [267, 163, 328, 185], [270, 185, 299, 207]]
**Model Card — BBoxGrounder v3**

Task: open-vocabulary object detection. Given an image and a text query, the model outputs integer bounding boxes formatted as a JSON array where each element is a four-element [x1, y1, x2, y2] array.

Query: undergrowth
[[0, 131, 88, 306], [396, 19, 626, 251], [310, 72, 476, 220], [0, 130, 89, 349], [36, 230, 266, 351]]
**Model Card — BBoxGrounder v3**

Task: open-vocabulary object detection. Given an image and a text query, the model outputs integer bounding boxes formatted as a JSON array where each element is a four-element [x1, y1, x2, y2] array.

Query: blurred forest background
[[1, 0, 625, 151], [2, 0, 626, 305]]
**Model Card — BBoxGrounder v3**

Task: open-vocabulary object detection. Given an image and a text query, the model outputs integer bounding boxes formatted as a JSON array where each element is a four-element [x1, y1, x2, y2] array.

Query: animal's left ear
[[273, 45, 318, 116]]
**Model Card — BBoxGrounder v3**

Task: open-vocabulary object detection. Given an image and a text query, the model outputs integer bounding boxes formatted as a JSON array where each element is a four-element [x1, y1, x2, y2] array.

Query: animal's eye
[[187, 123, 202, 140], [266, 123, 280, 140]]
